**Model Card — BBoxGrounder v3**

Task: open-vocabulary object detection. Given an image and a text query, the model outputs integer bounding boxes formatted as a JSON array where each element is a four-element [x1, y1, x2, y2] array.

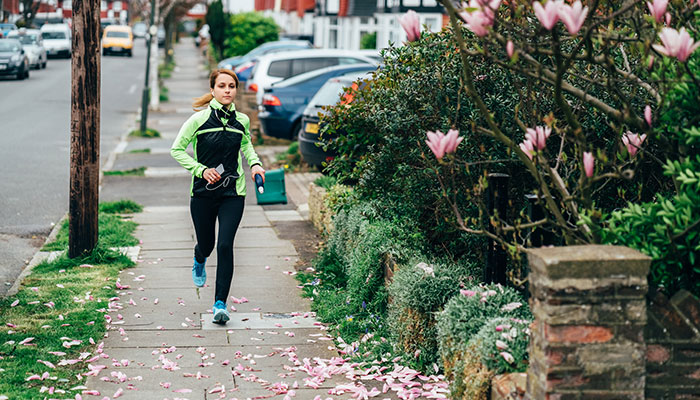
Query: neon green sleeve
[[239, 113, 262, 167], [171, 111, 208, 178]]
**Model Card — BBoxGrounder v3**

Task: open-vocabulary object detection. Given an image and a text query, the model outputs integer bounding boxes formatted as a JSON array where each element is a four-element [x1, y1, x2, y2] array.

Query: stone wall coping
[[527, 245, 651, 280]]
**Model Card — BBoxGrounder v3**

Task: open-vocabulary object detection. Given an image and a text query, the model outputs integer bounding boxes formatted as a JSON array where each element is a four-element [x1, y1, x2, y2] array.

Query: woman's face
[[212, 73, 237, 106]]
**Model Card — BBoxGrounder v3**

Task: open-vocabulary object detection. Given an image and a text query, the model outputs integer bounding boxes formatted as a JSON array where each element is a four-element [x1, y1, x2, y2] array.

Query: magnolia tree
[[398, 0, 699, 258]]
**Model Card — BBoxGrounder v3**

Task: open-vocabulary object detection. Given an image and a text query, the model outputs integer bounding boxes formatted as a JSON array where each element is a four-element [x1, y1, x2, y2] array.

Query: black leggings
[[190, 196, 245, 303]]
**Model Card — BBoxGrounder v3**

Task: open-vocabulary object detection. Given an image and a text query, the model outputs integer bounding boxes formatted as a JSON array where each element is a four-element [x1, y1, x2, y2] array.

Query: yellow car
[[102, 25, 133, 57]]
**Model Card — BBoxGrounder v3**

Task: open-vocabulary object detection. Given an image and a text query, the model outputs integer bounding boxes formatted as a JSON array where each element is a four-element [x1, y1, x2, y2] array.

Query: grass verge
[[159, 85, 169, 102], [103, 167, 146, 177], [128, 148, 151, 154], [0, 200, 140, 399], [128, 128, 161, 138], [42, 200, 141, 252]]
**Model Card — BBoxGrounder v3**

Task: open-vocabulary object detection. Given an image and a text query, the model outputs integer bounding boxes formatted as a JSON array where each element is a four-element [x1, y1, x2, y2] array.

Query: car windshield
[[0, 40, 21, 52], [106, 31, 129, 38], [42, 31, 66, 39], [13, 35, 38, 45], [1, 24, 16, 30], [308, 80, 347, 108], [132, 24, 146, 33]]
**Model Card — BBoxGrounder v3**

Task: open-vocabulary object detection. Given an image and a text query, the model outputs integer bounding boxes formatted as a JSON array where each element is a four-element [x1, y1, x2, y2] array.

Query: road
[[0, 40, 149, 295]]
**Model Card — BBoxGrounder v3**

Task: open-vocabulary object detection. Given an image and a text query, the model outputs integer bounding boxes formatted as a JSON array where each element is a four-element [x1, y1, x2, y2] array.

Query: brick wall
[[646, 289, 700, 399], [525, 245, 651, 400]]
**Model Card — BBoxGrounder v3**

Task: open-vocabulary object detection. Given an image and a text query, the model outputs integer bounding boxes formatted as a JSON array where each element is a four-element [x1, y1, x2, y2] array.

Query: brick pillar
[[526, 245, 651, 400]]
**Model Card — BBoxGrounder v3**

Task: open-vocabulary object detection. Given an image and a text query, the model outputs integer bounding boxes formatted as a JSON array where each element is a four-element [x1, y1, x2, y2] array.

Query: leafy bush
[[449, 343, 494, 400], [205, 0, 226, 60], [594, 51, 700, 297], [360, 32, 376, 50], [314, 175, 337, 190], [437, 283, 530, 388], [388, 257, 479, 371], [222, 12, 279, 59], [470, 317, 530, 374]]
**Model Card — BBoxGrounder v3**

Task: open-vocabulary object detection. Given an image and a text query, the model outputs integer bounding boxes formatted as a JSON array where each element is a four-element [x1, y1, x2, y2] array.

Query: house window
[[113, 1, 122, 11], [101, 1, 107, 11], [403, 0, 420, 6], [329, 29, 338, 48], [423, 0, 437, 5], [424, 17, 438, 31], [62, 0, 72, 9], [327, 0, 339, 13]]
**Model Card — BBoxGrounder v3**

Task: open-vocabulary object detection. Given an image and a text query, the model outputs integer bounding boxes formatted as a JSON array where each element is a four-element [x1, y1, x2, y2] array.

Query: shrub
[[470, 317, 530, 374], [205, 0, 226, 60], [222, 12, 279, 59], [437, 283, 530, 387], [388, 257, 479, 371], [314, 175, 337, 190], [360, 32, 376, 50], [449, 343, 494, 400]]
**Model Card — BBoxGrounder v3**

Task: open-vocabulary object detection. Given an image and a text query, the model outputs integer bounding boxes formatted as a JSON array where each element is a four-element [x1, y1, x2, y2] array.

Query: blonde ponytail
[[192, 93, 213, 111]]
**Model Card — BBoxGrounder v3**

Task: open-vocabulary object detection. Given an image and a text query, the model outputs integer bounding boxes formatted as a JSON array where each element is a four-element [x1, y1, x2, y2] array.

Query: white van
[[245, 49, 379, 106], [40, 24, 71, 58]]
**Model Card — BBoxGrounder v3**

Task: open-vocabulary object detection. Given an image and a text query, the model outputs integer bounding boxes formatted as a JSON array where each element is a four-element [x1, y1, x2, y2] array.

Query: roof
[[103, 25, 132, 32]]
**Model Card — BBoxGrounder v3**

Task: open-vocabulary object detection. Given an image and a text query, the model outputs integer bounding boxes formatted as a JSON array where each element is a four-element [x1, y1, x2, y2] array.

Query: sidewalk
[[93, 38, 448, 400], [94, 39, 352, 399]]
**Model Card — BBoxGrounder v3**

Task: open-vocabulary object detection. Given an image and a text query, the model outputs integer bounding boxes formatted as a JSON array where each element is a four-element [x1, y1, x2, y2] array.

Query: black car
[[0, 39, 29, 80], [298, 71, 372, 168]]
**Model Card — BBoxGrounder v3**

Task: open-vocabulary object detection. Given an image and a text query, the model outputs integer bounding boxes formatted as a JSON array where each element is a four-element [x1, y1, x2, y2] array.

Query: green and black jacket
[[171, 98, 261, 197]]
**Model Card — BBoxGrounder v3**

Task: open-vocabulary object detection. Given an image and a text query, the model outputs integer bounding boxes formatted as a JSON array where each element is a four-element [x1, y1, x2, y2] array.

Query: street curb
[[6, 214, 65, 297], [6, 120, 136, 298]]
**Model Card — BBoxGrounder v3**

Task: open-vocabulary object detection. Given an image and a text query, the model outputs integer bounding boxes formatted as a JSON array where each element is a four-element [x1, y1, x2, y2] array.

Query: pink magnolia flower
[[399, 10, 421, 42], [558, 1, 588, 35], [460, 0, 501, 36], [533, 0, 561, 30], [426, 129, 463, 159], [583, 151, 594, 178], [622, 131, 647, 157], [506, 40, 514, 58], [644, 105, 652, 127], [646, 0, 668, 23], [500, 351, 515, 363], [664, 12, 671, 25], [653, 27, 700, 62], [525, 126, 552, 150], [519, 139, 536, 160], [648, 55, 655, 69]]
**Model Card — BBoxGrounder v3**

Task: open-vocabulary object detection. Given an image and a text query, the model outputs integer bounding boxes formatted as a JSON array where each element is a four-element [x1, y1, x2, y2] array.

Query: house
[[255, 0, 447, 50]]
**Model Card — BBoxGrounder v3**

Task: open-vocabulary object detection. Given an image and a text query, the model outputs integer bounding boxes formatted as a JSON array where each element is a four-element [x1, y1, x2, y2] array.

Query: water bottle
[[255, 174, 264, 194]]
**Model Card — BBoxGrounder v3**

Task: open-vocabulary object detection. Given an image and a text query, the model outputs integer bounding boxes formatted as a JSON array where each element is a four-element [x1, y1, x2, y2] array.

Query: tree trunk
[[69, 0, 100, 258], [164, 10, 175, 64]]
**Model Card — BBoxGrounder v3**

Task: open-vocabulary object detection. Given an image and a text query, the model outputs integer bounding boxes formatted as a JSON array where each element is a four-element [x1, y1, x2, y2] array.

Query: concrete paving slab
[[201, 313, 319, 330], [85, 366, 232, 399], [130, 254, 299, 269], [102, 329, 230, 348], [263, 210, 305, 222], [140, 246, 297, 260], [129, 265, 301, 289]]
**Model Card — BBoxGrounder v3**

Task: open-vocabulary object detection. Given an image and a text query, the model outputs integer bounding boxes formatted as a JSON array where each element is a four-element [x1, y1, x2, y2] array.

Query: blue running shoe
[[192, 257, 206, 287], [212, 300, 229, 324]]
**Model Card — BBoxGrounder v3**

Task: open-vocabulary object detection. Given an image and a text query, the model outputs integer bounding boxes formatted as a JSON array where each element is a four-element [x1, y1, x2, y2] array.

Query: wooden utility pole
[[69, 0, 100, 258]]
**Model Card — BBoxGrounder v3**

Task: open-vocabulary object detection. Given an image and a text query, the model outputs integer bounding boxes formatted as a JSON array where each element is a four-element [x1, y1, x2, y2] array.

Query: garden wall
[[646, 289, 700, 399], [517, 245, 700, 400]]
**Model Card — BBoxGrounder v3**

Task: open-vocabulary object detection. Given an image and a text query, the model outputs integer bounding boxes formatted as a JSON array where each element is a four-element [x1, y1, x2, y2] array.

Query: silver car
[[6, 28, 47, 69]]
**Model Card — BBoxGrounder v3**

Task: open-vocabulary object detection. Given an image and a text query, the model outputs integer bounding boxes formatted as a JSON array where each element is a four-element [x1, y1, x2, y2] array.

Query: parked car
[[0, 23, 17, 38], [131, 21, 147, 39], [40, 24, 71, 58], [157, 25, 166, 47], [6, 28, 47, 69], [258, 63, 377, 140], [246, 49, 379, 106], [217, 40, 313, 71], [102, 25, 133, 56], [298, 71, 372, 168], [0, 38, 30, 80]]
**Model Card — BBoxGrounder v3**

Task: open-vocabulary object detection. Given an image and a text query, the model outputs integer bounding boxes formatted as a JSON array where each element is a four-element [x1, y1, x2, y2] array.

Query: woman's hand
[[202, 168, 221, 184], [251, 165, 265, 183]]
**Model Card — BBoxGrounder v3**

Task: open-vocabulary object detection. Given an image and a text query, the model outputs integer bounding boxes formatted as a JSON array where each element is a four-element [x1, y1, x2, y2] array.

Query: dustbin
[[254, 168, 287, 205]]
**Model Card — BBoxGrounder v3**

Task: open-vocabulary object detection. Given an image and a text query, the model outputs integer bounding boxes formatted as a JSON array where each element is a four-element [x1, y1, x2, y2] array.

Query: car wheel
[[16, 68, 23, 80], [291, 121, 302, 140], [42, 59, 47, 69], [25, 67, 29, 79], [128, 50, 133, 57]]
